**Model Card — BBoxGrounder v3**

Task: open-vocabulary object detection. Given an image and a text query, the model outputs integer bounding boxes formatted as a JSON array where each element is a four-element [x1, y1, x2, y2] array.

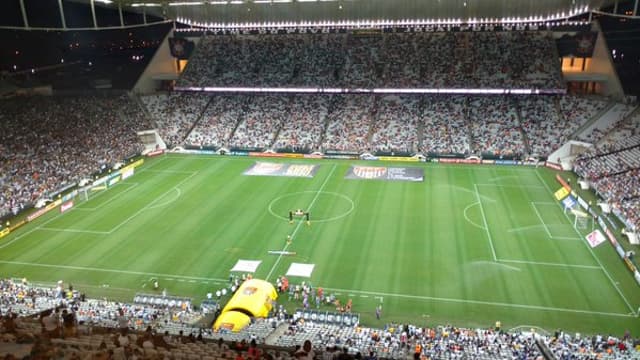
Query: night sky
[[597, 2, 640, 96]]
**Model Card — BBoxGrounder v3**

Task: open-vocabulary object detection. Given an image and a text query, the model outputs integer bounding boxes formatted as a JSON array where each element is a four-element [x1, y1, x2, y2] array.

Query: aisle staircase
[[512, 98, 532, 155]]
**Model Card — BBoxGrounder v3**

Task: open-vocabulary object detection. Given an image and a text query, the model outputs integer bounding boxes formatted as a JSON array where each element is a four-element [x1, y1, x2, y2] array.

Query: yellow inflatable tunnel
[[213, 279, 277, 332], [213, 311, 251, 332]]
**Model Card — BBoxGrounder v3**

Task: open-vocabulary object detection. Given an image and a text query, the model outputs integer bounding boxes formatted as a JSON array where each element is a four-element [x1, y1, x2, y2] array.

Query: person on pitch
[[289, 211, 293, 224], [305, 212, 310, 226]]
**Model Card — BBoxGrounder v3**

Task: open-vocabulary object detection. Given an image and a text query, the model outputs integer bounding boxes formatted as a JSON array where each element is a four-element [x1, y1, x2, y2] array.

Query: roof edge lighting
[[173, 86, 566, 95], [174, 8, 591, 30]]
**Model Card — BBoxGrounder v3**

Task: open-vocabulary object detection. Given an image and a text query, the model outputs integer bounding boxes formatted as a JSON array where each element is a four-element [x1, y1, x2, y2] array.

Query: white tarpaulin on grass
[[285, 263, 315, 278], [230, 260, 262, 273]]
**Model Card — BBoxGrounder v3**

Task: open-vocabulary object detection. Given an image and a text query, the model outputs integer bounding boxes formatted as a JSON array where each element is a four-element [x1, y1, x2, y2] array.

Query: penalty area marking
[[531, 202, 552, 238], [77, 182, 140, 211], [507, 224, 545, 233], [146, 187, 182, 210], [497, 259, 600, 270], [37, 227, 110, 235], [474, 184, 498, 261], [433, 184, 497, 203], [268, 190, 354, 223], [508, 224, 581, 242], [535, 170, 636, 316], [487, 175, 520, 182], [469, 260, 520, 272], [462, 202, 486, 230], [530, 202, 581, 241], [16, 172, 197, 238]]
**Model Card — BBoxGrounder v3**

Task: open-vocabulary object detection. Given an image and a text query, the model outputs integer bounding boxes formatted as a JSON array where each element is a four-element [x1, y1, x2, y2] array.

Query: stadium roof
[[82, 0, 615, 25]]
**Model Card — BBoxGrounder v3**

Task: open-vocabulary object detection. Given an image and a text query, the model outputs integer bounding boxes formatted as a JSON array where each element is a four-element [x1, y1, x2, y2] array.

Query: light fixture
[[168, 2, 205, 5]]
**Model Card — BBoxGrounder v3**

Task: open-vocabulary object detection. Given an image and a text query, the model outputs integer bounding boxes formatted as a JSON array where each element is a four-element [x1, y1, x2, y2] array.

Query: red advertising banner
[[27, 200, 62, 222], [605, 228, 618, 246], [60, 201, 74, 213], [438, 158, 481, 164], [147, 149, 164, 157], [248, 152, 303, 159], [546, 162, 562, 170], [555, 174, 572, 191]]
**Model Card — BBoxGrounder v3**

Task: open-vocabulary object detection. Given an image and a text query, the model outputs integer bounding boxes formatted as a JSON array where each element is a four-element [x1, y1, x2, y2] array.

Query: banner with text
[[243, 162, 319, 178], [554, 187, 570, 201], [344, 166, 424, 182]]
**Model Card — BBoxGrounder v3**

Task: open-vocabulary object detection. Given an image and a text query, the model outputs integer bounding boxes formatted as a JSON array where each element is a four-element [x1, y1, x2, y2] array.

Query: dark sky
[[0, 0, 155, 28], [0, 0, 168, 89], [597, 5, 640, 96]]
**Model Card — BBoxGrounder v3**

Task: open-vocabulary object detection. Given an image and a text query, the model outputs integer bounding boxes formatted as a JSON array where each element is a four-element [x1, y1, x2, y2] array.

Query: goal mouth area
[[570, 209, 589, 218]]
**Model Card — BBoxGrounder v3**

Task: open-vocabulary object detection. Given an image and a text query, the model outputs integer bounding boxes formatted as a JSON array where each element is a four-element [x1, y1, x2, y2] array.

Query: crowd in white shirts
[[0, 95, 150, 219], [178, 32, 562, 89]]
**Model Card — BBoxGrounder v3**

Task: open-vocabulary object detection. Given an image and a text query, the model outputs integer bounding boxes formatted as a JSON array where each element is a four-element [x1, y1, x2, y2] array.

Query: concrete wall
[[133, 29, 179, 95], [588, 21, 625, 98]]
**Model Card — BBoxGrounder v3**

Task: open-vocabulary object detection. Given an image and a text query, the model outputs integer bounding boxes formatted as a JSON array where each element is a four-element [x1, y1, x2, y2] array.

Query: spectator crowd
[[1, 278, 639, 359], [145, 92, 614, 159], [0, 90, 621, 221], [178, 32, 562, 90], [0, 95, 150, 219], [573, 110, 640, 231]]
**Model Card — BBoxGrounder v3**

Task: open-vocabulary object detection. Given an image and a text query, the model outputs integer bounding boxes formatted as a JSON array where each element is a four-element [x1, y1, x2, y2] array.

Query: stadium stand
[[0, 95, 150, 219], [468, 97, 525, 156], [321, 95, 375, 153], [572, 108, 640, 230], [370, 96, 421, 154], [597, 110, 640, 152], [2, 278, 639, 359], [519, 96, 565, 156], [185, 95, 248, 149], [421, 96, 471, 155], [229, 95, 291, 150], [272, 96, 331, 153], [142, 93, 210, 148], [177, 31, 562, 89]]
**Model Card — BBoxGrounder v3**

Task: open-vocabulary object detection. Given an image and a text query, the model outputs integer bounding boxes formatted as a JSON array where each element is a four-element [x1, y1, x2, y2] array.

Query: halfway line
[[265, 164, 337, 281]]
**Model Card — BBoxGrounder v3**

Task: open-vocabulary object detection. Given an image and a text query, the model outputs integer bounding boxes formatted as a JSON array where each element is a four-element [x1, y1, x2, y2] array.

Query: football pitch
[[2, 154, 639, 335]]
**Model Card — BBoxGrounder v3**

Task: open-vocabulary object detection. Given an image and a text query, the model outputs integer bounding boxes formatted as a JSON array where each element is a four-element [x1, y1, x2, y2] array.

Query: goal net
[[78, 183, 108, 202], [568, 208, 592, 231]]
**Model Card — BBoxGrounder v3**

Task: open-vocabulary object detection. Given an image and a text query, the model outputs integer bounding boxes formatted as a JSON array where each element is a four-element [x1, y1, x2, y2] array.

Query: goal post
[[567, 208, 593, 232], [77, 183, 107, 203]]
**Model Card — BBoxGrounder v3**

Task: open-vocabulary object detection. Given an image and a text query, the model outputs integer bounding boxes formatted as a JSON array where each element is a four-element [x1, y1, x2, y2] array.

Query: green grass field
[[2, 154, 639, 335]]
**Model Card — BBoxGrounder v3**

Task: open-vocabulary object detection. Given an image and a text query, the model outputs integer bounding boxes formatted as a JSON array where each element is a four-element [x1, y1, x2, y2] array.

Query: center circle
[[268, 191, 355, 223]]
